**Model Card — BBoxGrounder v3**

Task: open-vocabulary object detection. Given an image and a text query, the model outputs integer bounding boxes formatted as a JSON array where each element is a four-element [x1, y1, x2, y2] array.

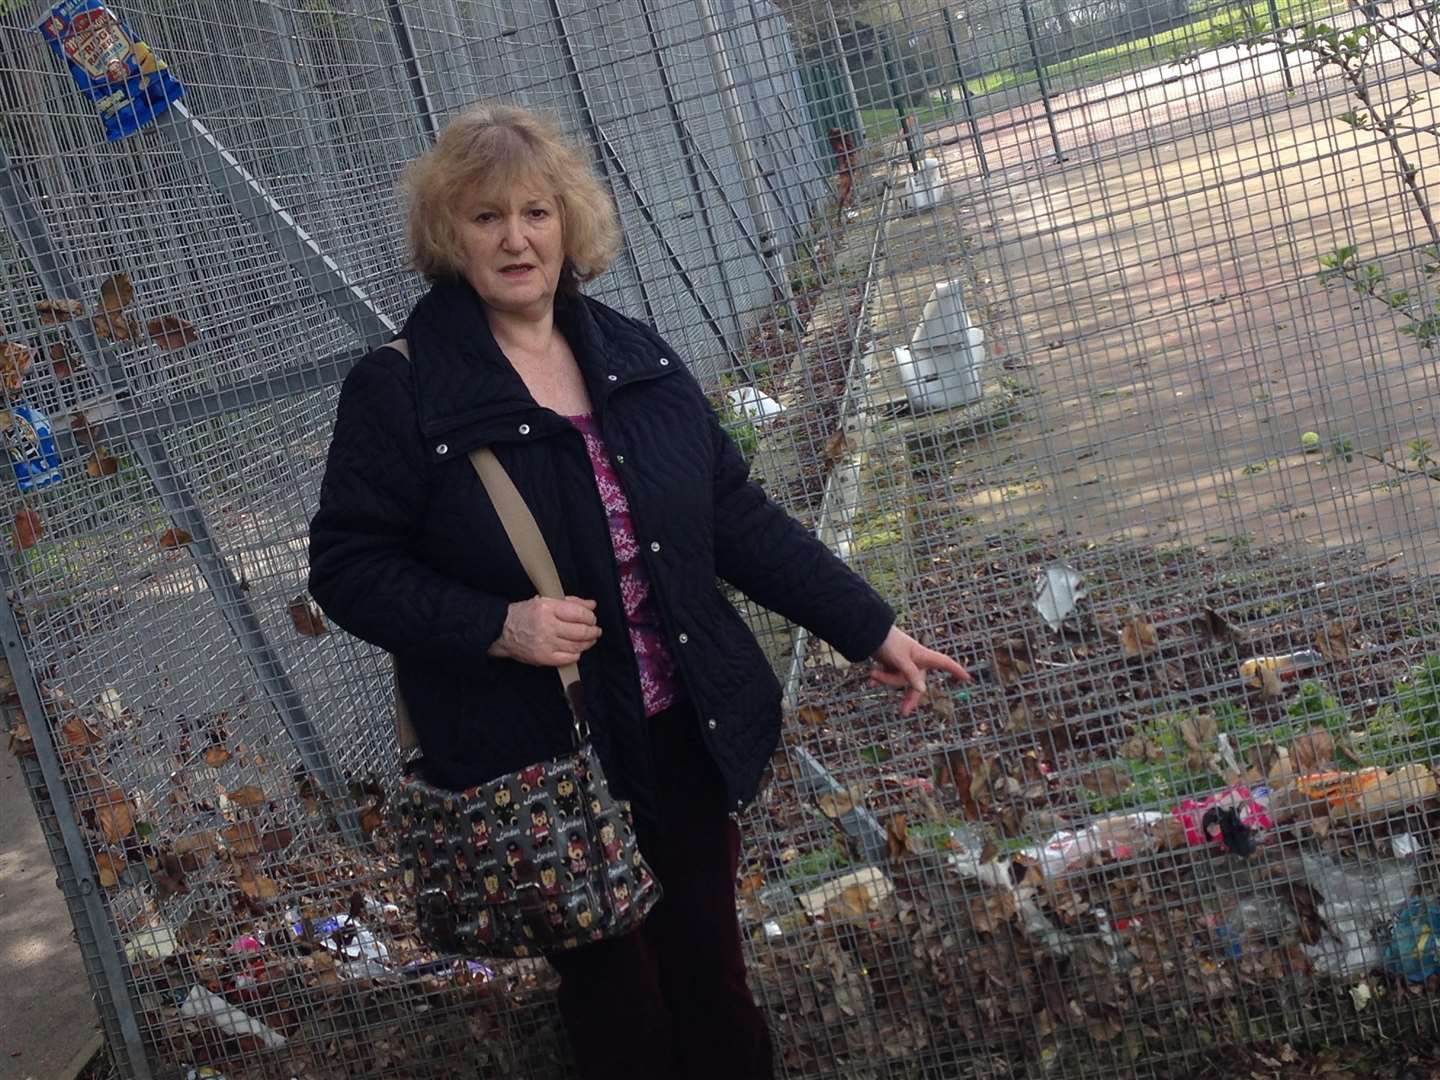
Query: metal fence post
[[546, 0, 659, 327], [386, 0, 441, 141], [637, 0, 743, 343], [0, 587, 155, 1080], [824, 0, 866, 145], [880, 34, 922, 171], [155, 103, 397, 347], [694, 0, 787, 281], [1020, 0, 1065, 163], [0, 145, 360, 844], [1267, 0, 1295, 90], [943, 6, 988, 177]]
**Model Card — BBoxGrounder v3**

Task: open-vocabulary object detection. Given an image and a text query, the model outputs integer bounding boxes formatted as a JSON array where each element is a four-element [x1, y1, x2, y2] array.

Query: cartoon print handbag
[[387, 339, 660, 957]]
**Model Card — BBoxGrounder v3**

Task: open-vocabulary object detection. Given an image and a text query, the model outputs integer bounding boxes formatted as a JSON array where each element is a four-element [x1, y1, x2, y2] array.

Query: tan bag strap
[[386, 338, 585, 759]]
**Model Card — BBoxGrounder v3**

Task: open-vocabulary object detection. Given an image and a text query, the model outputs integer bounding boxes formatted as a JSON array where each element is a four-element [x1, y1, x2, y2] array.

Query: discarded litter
[[1035, 563, 1086, 632], [1240, 649, 1324, 689], [178, 984, 286, 1050], [1383, 899, 1440, 983], [1027, 811, 1164, 878], [1172, 784, 1271, 857], [1299, 851, 1417, 978], [1291, 763, 1437, 818], [725, 385, 784, 424]]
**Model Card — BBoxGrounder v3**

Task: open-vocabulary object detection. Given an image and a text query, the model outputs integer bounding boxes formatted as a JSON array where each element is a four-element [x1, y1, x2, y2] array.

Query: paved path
[[1, 753, 99, 1080]]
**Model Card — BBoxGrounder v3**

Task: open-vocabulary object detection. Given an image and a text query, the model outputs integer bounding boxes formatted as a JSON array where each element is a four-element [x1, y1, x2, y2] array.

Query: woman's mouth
[[500, 264, 534, 277]]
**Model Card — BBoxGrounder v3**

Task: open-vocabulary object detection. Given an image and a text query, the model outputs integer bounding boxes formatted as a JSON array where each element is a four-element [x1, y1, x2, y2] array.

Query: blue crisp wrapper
[[4, 405, 63, 493], [37, 0, 184, 142]]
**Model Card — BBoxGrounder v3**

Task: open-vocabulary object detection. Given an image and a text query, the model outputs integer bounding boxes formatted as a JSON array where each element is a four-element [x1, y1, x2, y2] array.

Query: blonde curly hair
[[403, 102, 620, 289]]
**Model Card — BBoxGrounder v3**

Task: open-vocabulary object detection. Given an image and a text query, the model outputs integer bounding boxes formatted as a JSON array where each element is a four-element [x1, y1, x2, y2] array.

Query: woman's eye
[[475, 211, 497, 223], [528, 207, 549, 219]]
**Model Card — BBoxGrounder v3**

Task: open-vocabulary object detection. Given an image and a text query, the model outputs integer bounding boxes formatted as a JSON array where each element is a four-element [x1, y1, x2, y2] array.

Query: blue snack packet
[[4, 405, 64, 493], [37, 0, 185, 142]]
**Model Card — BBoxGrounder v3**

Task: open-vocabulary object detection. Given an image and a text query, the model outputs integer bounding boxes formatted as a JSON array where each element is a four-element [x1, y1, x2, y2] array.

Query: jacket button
[[659, 357, 670, 367], [678, 632, 689, 645], [518, 423, 531, 435], [649, 541, 660, 553], [616, 454, 625, 464], [435, 443, 449, 456], [707, 717, 717, 730], [607, 374, 618, 382], [735, 799, 744, 810]]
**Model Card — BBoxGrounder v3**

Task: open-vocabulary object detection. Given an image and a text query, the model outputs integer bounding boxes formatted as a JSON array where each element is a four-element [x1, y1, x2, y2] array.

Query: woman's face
[[458, 184, 565, 319]]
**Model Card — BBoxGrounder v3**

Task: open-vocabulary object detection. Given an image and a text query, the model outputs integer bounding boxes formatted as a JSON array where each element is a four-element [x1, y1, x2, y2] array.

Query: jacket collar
[[402, 277, 675, 456]]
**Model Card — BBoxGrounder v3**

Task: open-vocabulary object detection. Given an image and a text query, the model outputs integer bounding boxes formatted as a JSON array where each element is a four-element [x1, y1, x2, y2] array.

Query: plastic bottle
[[1239, 648, 1324, 688]]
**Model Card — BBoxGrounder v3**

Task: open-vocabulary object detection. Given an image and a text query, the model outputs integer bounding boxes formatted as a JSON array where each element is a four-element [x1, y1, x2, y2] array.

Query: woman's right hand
[[486, 596, 602, 666]]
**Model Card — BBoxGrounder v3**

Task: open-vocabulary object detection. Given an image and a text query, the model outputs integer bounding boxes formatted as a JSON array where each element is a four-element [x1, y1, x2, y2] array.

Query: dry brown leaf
[[173, 830, 217, 861], [227, 784, 266, 809], [1291, 728, 1334, 772], [1008, 700, 1036, 730], [221, 821, 261, 856], [794, 704, 827, 728], [61, 715, 103, 749], [978, 839, 999, 864], [1080, 765, 1131, 798], [260, 825, 295, 853], [12, 507, 42, 553], [202, 745, 231, 767], [822, 428, 851, 469], [1120, 615, 1159, 658], [86, 449, 120, 478], [288, 596, 327, 637], [49, 346, 73, 380], [1179, 713, 1217, 752], [827, 882, 874, 920], [1259, 663, 1284, 699], [924, 687, 956, 723], [96, 793, 135, 843], [884, 812, 911, 863], [1314, 618, 1355, 662], [992, 639, 1033, 686], [817, 787, 857, 819], [1119, 735, 1165, 762], [68, 411, 99, 449], [36, 298, 84, 324], [359, 806, 384, 835], [91, 311, 139, 343], [146, 314, 200, 351], [0, 341, 35, 391], [95, 848, 125, 888], [8, 720, 35, 759], [1198, 606, 1237, 643], [158, 527, 193, 549], [151, 850, 189, 898], [98, 273, 134, 312], [236, 863, 280, 901]]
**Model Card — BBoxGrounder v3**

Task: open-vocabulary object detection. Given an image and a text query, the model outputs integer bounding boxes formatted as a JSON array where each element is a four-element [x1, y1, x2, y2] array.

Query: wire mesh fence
[[4, 0, 1440, 1076]]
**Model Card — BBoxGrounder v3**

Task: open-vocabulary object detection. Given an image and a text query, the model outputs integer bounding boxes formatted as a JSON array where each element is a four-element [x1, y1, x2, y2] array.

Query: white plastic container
[[902, 156, 945, 212], [893, 278, 986, 413]]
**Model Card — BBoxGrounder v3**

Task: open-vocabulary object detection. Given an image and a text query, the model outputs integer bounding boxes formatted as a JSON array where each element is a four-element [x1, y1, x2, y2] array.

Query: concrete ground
[[1, 755, 100, 1080], [858, 10, 1440, 576]]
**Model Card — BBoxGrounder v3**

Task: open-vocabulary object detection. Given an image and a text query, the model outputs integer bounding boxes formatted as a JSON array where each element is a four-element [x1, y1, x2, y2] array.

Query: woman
[[309, 102, 968, 1080]]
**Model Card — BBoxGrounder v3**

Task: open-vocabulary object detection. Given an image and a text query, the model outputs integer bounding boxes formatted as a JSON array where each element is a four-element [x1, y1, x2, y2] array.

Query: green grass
[[861, 0, 1344, 145]]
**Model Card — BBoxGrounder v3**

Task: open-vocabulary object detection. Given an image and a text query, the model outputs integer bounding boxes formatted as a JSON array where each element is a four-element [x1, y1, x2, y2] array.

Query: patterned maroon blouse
[[567, 413, 681, 717]]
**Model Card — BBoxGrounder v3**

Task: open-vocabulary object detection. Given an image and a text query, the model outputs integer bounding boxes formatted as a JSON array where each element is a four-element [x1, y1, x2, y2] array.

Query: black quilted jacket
[[308, 278, 894, 824]]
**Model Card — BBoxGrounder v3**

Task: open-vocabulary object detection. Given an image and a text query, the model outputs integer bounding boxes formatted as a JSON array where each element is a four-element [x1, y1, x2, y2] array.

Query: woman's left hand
[[868, 625, 971, 717]]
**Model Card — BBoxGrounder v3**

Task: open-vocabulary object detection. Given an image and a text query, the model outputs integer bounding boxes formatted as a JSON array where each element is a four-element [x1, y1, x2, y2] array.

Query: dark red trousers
[[548, 704, 774, 1080]]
